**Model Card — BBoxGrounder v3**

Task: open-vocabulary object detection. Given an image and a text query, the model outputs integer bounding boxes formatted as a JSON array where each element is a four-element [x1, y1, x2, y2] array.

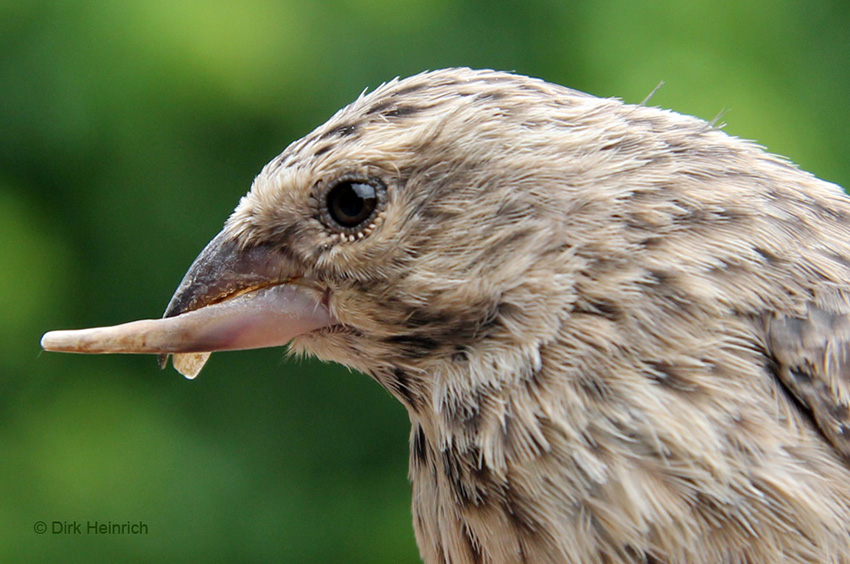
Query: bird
[[41, 67, 850, 563]]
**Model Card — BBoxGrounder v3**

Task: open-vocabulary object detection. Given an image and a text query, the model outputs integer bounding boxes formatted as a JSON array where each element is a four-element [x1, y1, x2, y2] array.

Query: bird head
[[41, 67, 734, 414], [42, 68, 614, 399]]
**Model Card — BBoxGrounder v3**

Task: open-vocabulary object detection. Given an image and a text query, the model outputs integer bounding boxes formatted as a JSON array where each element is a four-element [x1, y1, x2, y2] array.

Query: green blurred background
[[4, 0, 850, 561]]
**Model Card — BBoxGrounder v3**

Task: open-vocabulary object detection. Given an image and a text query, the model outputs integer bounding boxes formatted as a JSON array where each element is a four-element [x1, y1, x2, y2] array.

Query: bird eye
[[326, 180, 379, 228]]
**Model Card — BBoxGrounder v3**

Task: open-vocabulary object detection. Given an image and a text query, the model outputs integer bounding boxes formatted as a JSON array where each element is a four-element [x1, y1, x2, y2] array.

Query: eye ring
[[319, 177, 385, 234]]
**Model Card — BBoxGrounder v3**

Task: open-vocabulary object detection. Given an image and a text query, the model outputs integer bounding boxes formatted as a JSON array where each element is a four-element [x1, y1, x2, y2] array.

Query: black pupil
[[328, 181, 377, 227]]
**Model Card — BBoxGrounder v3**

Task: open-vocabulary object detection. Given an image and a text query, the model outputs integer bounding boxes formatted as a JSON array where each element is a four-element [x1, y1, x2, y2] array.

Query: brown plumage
[[42, 68, 850, 563]]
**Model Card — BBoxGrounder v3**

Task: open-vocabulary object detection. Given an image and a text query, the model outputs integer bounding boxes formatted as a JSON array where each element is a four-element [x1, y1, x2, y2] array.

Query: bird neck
[[398, 344, 579, 563]]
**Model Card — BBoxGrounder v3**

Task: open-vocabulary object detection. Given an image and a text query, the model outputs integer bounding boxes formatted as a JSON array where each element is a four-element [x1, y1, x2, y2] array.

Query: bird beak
[[40, 231, 337, 379]]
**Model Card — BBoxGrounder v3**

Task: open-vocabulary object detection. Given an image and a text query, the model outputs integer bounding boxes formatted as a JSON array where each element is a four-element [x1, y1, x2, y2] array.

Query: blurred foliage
[[3, 0, 850, 561]]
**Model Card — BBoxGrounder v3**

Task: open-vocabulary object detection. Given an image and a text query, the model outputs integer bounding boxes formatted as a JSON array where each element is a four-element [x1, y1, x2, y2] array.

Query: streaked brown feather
[[767, 300, 850, 459]]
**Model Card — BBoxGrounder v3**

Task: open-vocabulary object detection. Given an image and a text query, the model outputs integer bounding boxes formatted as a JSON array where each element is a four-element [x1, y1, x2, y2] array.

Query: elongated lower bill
[[40, 284, 336, 379]]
